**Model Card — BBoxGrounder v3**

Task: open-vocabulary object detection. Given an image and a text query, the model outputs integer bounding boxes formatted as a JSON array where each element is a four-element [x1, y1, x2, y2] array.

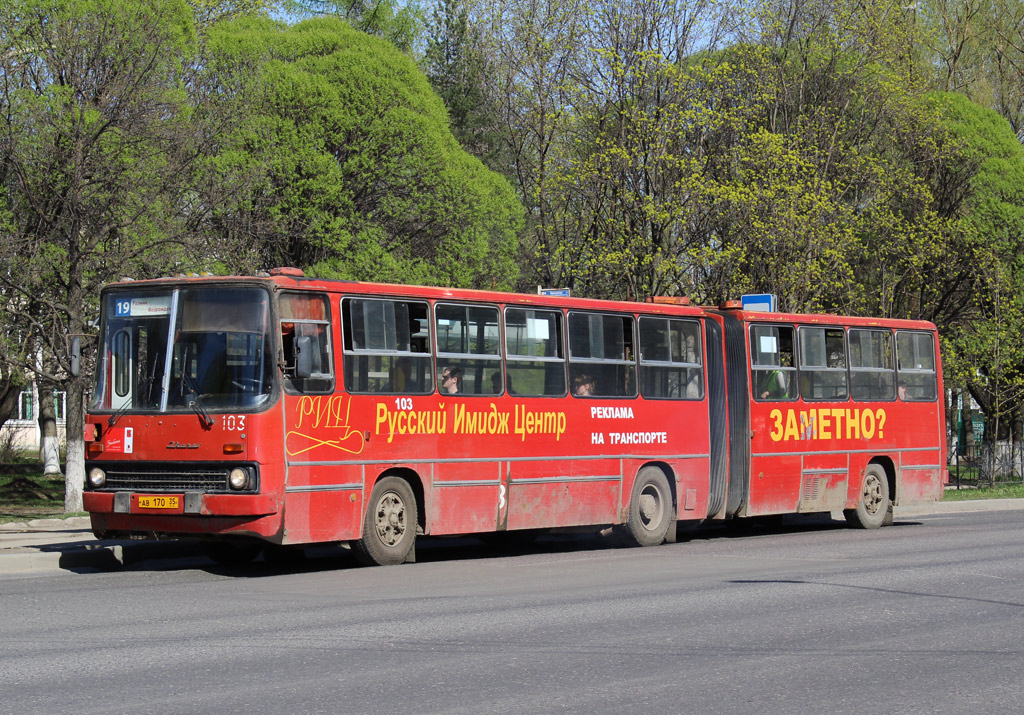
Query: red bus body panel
[[740, 310, 946, 517], [82, 276, 945, 548]]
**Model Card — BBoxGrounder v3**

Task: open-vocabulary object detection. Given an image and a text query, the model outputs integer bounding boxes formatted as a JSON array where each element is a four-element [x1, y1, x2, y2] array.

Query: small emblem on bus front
[[167, 441, 200, 449]]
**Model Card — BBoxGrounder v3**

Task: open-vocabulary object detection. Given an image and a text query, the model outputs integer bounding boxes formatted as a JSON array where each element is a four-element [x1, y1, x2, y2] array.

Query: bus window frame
[[434, 301, 504, 397], [503, 306, 568, 398], [638, 315, 704, 401], [567, 310, 638, 399], [848, 327, 897, 402], [896, 330, 939, 402], [279, 291, 335, 396], [750, 323, 798, 402], [340, 296, 433, 395], [797, 325, 849, 402]]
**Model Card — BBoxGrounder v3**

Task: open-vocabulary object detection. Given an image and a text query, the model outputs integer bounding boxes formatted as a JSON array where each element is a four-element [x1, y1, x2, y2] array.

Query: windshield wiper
[[107, 400, 133, 428], [189, 398, 214, 430], [181, 373, 214, 430]]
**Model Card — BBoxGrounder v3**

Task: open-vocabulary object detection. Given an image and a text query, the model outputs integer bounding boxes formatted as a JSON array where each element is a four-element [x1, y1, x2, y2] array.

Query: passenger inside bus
[[574, 374, 596, 397], [392, 358, 418, 392], [441, 366, 462, 394], [759, 354, 792, 399]]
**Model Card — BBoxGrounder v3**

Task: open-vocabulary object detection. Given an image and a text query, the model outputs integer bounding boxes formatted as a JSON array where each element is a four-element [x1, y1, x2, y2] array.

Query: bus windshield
[[93, 286, 274, 412]]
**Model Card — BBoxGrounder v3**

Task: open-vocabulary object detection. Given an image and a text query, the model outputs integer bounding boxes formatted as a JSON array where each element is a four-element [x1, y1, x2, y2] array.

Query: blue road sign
[[741, 293, 776, 312]]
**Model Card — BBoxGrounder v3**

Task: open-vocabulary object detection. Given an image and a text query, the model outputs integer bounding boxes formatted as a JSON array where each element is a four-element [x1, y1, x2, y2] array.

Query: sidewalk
[[0, 517, 203, 574], [1, 499, 1023, 575]]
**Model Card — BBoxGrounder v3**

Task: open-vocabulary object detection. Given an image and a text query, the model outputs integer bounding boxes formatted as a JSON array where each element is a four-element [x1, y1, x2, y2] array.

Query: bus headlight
[[228, 467, 249, 491], [87, 468, 106, 488]]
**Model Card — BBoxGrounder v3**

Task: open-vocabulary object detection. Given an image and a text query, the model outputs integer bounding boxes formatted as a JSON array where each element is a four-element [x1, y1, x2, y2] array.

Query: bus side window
[[750, 324, 797, 401], [505, 308, 566, 396], [798, 326, 848, 401], [435, 303, 502, 396], [280, 293, 334, 394], [568, 312, 637, 398], [639, 316, 703, 400], [850, 329, 895, 400], [896, 331, 938, 401], [341, 298, 433, 395]]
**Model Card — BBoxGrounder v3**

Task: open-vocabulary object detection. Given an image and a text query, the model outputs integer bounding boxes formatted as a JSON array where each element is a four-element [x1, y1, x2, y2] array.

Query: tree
[[0, 0, 224, 510], [915, 0, 1024, 141], [282, 0, 423, 52], [188, 0, 278, 25], [933, 92, 1024, 477], [205, 16, 523, 288], [422, 0, 504, 167]]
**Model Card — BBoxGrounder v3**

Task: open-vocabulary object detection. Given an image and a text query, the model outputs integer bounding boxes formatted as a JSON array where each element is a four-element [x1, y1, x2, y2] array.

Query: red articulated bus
[[81, 269, 946, 565]]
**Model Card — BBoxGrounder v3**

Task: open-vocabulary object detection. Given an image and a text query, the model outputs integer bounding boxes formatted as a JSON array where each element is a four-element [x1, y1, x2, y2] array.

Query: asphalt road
[[2, 509, 1022, 715]]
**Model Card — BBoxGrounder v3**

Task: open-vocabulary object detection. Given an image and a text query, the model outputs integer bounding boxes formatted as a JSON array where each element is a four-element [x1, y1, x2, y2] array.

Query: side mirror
[[70, 337, 81, 377], [295, 335, 314, 378]]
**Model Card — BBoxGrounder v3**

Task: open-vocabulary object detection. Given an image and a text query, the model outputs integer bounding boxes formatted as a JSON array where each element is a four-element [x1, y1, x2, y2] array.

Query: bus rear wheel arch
[[845, 464, 892, 529], [354, 476, 418, 566], [616, 466, 674, 547]]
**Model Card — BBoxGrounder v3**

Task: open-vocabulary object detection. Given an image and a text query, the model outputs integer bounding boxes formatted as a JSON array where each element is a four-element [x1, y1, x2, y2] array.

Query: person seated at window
[[391, 357, 418, 393], [441, 366, 462, 394], [759, 354, 791, 399], [574, 374, 595, 397]]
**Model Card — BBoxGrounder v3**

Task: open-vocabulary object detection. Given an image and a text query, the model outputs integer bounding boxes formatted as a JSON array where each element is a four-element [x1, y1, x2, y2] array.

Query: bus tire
[[845, 465, 890, 529], [355, 476, 417, 566], [616, 466, 673, 547]]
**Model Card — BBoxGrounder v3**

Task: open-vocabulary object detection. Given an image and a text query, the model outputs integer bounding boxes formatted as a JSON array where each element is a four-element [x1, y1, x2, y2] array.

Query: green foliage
[[206, 17, 522, 288], [0, 0, 203, 339], [187, 0, 277, 26], [942, 483, 1024, 500], [528, 28, 962, 310], [282, 0, 423, 53], [931, 92, 1024, 428], [915, 0, 1024, 140], [421, 0, 503, 167], [0, 0, 244, 507]]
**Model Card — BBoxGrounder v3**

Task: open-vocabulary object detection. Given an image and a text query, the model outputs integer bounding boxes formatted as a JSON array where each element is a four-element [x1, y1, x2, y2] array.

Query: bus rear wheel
[[616, 467, 673, 547], [355, 476, 417, 566], [845, 465, 891, 529]]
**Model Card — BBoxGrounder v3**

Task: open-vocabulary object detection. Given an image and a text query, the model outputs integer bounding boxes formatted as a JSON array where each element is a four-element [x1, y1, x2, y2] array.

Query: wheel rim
[[373, 491, 407, 547], [862, 473, 884, 516], [638, 483, 666, 532]]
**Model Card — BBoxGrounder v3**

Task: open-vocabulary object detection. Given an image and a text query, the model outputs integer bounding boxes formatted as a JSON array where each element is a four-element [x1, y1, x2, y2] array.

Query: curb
[[894, 497, 1024, 517], [1, 545, 125, 573], [0, 533, 204, 574]]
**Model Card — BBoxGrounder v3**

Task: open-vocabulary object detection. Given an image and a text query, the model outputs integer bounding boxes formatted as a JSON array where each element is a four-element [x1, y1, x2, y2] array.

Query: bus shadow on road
[[186, 530, 622, 577], [158, 511, 927, 578]]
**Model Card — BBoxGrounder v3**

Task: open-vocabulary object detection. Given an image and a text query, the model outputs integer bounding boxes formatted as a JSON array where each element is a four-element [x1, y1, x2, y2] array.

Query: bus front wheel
[[845, 465, 891, 529], [355, 476, 418, 566], [616, 467, 673, 547]]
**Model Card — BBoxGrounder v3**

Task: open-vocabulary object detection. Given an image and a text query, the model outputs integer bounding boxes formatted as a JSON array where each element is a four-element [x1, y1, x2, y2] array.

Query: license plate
[[137, 495, 179, 509]]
